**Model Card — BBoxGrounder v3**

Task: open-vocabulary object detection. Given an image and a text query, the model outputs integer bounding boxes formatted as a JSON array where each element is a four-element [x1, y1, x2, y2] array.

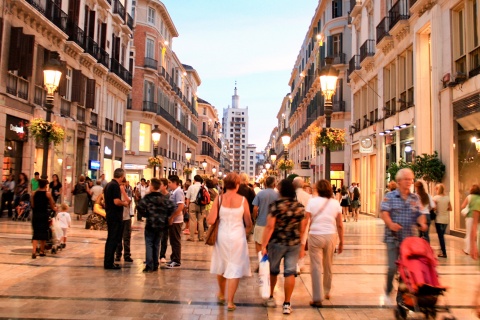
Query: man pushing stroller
[[380, 168, 427, 304]]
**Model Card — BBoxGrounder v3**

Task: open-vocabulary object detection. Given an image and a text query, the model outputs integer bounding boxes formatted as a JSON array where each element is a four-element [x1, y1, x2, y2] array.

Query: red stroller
[[395, 237, 455, 320]]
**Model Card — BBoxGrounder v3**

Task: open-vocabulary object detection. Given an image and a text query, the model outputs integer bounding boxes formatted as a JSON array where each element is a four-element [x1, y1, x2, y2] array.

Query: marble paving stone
[[0, 213, 478, 319]]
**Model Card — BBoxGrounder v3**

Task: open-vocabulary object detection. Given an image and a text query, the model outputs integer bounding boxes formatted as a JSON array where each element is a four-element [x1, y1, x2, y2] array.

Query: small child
[[56, 203, 71, 248], [15, 194, 31, 220]]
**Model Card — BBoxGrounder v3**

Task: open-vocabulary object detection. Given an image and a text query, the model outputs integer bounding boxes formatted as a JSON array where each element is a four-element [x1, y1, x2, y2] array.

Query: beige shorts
[[253, 225, 265, 244]]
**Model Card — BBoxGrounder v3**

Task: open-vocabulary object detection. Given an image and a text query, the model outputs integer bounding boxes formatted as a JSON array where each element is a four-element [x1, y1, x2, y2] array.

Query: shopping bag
[[258, 252, 270, 299]]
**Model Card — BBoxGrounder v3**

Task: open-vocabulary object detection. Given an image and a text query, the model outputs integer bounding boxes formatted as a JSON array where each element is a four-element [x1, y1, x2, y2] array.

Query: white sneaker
[[381, 294, 392, 305], [296, 264, 301, 275], [160, 258, 166, 263], [263, 297, 276, 308], [282, 303, 292, 314]]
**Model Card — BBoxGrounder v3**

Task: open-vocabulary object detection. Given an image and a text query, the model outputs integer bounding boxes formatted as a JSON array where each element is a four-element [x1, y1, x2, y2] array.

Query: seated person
[[85, 194, 107, 230]]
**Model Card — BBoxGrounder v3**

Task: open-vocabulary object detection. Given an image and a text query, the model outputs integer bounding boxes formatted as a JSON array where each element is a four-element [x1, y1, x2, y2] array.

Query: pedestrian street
[[0, 213, 477, 319]]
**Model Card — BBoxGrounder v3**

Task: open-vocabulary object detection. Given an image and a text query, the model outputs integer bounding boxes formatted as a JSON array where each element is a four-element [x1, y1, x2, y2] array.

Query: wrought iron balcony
[[348, 55, 361, 77], [97, 47, 109, 68], [25, 0, 68, 33], [6, 73, 29, 100], [112, 0, 125, 22], [376, 16, 390, 44], [333, 100, 346, 112], [389, 0, 409, 30], [84, 36, 99, 59], [126, 98, 132, 109], [110, 58, 132, 85], [332, 52, 347, 65], [360, 39, 375, 63], [66, 21, 85, 48], [158, 107, 177, 126], [469, 47, 480, 78], [144, 57, 158, 70], [142, 101, 157, 113], [126, 13, 134, 30], [90, 112, 98, 127]]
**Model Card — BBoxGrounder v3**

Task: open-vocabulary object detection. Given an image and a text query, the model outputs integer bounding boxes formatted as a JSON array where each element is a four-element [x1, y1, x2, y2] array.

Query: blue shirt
[[380, 189, 421, 244], [252, 188, 279, 226]]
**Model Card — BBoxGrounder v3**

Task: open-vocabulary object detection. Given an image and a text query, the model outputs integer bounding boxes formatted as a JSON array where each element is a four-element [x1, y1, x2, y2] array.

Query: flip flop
[[227, 305, 236, 311]]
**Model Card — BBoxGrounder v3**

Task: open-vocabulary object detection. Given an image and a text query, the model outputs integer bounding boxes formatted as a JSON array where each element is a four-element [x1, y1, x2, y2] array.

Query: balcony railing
[[112, 0, 125, 21], [333, 100, 346, 112], [143, 101, 156, 113], [158, 107, 177, 126], [84, 36, 99, 59], [6, 73, 29, 100], [348, 55, 361, 77], [376, 16, 390, 44], [360, 39, 375, 63], [469, 47, 480, 78], [77, 106, 85, 122], [90, 112, 98, 127], [110, 58, 132, 85], [127, 98, 132, 110], [97, 47, 109, 68], [60, 99, 71, 117], [389, 0, 409, 30], [34, 85, 46, 106], [25, 0, 68, 33], [144, 57, 158, 70], [332, 52, 347, 65], [126, 13, 134, 30], [66, 21, 85, 48]]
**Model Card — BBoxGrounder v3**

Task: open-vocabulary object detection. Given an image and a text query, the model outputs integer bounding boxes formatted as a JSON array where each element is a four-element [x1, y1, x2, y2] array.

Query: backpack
[[196, 185, 211, 206]]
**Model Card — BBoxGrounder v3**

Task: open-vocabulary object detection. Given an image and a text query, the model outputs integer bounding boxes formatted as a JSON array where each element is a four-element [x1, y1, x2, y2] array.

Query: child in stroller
[[395, 236, 455, 320], [13, 193, 31, 221]]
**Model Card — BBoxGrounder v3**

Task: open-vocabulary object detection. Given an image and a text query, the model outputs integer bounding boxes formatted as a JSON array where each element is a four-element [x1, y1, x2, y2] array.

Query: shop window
[[139, 123, 151, 152]]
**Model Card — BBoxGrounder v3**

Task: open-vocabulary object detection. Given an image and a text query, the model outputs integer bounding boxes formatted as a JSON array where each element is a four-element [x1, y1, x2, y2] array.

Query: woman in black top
[[72, 175, 91, 220], [13, 173, 28, 219], [49, 174, 62, 204], [31, 179, 57, 258]]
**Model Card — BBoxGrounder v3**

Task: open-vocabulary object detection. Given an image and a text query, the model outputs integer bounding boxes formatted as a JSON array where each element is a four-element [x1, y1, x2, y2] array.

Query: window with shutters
[[85, 79, 96, 109], [147, 7, 155, 25], [146, 38, 154, 58], [332, 0, 342, 19], [452, 4, 466, 74]]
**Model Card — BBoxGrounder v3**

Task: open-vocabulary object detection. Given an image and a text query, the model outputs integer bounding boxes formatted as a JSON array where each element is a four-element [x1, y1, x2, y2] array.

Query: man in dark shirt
[[103, 168, 130, 269]]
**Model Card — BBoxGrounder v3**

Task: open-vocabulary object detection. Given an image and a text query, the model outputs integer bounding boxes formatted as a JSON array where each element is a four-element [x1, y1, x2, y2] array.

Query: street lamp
[[262, 168, 267, 174], [202, 159, 207, 173], [212, 166, 217, 176], [265, 162, 271, 170], [151, 125, 161, 178], [41, 57, 63, 179], [218, 170, 222, 177], [319, 56, 339, 182], [281, 128, 291, 179], [185, 147, 192, 179]]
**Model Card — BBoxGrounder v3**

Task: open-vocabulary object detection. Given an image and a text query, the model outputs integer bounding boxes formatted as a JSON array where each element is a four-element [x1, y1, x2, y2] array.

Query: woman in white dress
[[207, 172, 252, 311]]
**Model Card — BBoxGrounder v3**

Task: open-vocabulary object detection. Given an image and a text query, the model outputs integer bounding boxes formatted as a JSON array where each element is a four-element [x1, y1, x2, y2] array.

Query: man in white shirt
[[185, 175, 206, 241], [90, 181, 103, 203], [135, 179, 149, 221]]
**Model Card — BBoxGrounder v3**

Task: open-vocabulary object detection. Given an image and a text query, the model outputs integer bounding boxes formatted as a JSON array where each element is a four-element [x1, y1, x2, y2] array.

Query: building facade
[[348, 0, 480, 234], [1, 0, 132, 204], [125, 0, 199, 184], [222, 86, 253, 176], [196, 98, 221, 178], [285, 0, 351, 186]]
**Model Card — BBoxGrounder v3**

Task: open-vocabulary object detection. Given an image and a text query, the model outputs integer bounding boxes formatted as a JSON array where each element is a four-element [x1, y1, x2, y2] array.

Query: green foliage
[[386, 151, 445, 184]]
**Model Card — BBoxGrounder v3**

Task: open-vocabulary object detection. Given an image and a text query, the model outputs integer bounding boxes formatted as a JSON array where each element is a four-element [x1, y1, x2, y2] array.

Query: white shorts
[[253, 225, 265, 244], [61, 228, 68, 237]]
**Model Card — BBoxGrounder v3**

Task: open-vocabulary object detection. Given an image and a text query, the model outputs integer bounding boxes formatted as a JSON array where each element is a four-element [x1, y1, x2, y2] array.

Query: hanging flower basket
[[267, 169, 278, 176], [147, 156, 163, 167], [314, 127, 346, 151], [277, 159, 294, 171], [28, 118, 65, 146], [184, 167, 192, 175]]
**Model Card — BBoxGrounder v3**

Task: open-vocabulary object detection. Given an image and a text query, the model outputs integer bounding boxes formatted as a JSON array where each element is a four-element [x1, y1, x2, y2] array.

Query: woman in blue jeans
[[433, 184, 451, 258], [261, 179, 307, 315]]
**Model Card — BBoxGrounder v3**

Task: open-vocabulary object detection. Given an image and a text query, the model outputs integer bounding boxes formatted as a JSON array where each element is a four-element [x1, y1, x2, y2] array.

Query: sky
[[161, 0, 319, 152]]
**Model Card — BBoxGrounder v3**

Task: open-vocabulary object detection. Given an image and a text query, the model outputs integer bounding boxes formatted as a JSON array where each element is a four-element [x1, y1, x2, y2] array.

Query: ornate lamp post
[[318, 57, 339, 182], [270, 149, 277, 176], [151, 125, 161, 178], [41, 57, 63, 179], [202, 159, 207, 174], [281, 128, 291, 179], [265, 162, 271, 170], [185, 147, 192, 179], [212, 166, 217, 177]]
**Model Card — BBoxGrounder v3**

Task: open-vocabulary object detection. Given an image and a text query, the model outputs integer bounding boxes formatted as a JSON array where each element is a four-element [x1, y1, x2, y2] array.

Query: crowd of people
[[1, 168, 479, 317]]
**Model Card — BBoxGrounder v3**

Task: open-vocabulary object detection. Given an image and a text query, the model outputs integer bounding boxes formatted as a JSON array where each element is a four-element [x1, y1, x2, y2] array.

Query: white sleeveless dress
[[210, 197, 251, 279]]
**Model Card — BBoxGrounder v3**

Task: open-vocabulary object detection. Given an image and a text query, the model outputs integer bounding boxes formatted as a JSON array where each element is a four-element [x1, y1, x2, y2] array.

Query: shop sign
[[124, 164, 147, 170], [359, 136, 374, 154], [300, 161, 310, 169], [125, 150, 136, 155], [330, 163, 344, 171], [104, 146, 112, 155], [6, 115, 28, 141], [89, 160, 101, 170]]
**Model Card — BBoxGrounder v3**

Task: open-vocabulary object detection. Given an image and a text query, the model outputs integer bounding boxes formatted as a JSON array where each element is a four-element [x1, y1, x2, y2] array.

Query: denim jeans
[[104, 212, 123, 268], [145, 228, 162, 270], [386, 241, 399, 295], [267, 242, 301, 277], [159, 229, 169, 259], [435, 223, 448, 255], [419, 214, 431, 243], [115, 219, 132, 259]]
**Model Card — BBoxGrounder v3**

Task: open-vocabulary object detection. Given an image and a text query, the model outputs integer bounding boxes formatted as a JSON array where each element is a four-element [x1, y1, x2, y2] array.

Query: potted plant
[[28, 118, 65, 146], [313, 127, 346, 151], [184, 167, 192, 175], [147, 156, 163, 168]]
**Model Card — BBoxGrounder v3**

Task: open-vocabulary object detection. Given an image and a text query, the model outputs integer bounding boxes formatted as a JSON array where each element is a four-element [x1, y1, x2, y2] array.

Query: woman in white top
[[433, 184, 451, 258], [414, 181, 435, 243], [305, 180, 344, 307]]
